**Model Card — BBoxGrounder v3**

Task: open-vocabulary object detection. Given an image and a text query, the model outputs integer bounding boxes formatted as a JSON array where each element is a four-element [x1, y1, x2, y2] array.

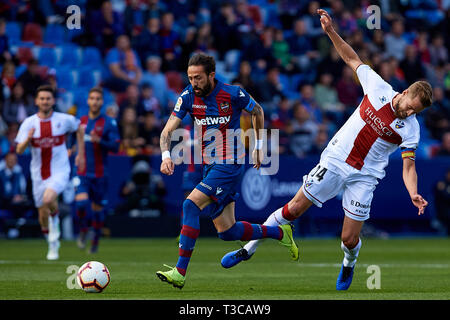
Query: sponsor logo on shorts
[[200, 181, 212, 191], [350, 200, 371, 209]]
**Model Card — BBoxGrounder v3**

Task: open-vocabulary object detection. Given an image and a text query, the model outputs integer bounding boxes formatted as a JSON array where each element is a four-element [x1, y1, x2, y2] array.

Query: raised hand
[[317, 9, 333, 33]]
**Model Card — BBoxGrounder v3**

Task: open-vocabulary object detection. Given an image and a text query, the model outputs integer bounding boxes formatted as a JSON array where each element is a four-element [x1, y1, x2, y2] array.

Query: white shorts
[[32, 172, 70, 208], [301, 162, 378, 221]]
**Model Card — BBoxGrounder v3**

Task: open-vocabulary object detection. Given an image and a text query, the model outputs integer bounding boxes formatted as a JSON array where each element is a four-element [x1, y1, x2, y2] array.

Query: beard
[[394, 97, 407, 119], [193, 81, 213, 97]]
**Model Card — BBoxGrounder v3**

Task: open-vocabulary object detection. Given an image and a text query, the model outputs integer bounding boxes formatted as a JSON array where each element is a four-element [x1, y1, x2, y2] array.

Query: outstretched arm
[[250, 102, 264, 169], [402, 157, 428, 215], [317, 8, 363, 72], [160, 114, 182, 175]]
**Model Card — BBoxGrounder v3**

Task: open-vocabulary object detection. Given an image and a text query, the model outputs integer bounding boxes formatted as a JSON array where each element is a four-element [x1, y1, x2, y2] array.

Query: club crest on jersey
[[220, 101, 230, 112], [379, 96, 387, 104], [395, 120, 405, 129]]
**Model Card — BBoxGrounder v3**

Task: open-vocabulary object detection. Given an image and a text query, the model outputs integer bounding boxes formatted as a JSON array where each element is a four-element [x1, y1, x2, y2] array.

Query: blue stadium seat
[[38, 47, 57, 68], [5, 22, 21, 45], [55, 66, 74, 90], [102, 89, 115, 109], [59, 44, 80, 68], [72, 87, 89, 116], [81, 47, 102, 67], [43, 23, 66, 45], [77, 67, 97, 89]]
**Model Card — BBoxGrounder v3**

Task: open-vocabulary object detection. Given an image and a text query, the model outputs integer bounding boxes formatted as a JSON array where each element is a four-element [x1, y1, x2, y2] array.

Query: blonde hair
[[408, 81, 433, 108]]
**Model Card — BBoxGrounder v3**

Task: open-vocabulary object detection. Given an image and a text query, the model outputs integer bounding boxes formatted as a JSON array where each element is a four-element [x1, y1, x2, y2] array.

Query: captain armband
[[401, 148, 416, 161]]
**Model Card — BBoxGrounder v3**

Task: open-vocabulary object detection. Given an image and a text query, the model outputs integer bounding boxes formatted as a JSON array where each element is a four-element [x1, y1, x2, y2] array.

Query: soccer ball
[[77, 261, 111, 293]]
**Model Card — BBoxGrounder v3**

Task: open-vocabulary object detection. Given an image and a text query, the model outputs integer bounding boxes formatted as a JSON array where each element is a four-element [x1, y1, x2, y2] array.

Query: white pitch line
[[0, 260, 449, 269]]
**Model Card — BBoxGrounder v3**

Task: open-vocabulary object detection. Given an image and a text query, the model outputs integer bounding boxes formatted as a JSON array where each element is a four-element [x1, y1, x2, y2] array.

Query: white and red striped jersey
[[15, 111, 80, 181], [320, 64, 420, 179]]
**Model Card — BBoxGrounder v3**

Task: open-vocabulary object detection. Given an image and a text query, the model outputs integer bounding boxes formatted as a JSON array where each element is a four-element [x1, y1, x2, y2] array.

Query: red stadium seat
[[165, 71, 184, 94], [22, 23, 43, 45], [17, 47, 33, 65], [248, 5, 263, 30]]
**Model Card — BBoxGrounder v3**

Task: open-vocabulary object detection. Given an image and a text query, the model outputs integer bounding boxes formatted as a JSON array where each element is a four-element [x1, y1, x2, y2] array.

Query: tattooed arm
[[248, 100, 265, 170], [160, 114, 182, 175]]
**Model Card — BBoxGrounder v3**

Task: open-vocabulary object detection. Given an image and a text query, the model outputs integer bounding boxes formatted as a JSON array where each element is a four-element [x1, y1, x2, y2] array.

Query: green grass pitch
[[0, 237, 449, 300]]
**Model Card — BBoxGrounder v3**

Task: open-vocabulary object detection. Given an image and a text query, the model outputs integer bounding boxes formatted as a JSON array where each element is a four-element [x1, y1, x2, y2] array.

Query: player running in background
[[222, 9, 433, 291], [15, 85, 85, 260], [74, 87, 120, 254], [156, 53, 298, 289]]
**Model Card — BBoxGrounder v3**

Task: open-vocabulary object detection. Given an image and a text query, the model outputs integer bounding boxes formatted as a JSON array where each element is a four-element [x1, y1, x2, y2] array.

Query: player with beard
[[156, 53, 299, 289], [15, 85, 85, 260], [221, 9, 433, 291]]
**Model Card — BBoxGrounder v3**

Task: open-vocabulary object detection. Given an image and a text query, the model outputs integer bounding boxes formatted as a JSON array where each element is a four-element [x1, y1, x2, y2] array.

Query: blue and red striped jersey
[[77, 114, 120, 178], [172, 79, 256, 164]]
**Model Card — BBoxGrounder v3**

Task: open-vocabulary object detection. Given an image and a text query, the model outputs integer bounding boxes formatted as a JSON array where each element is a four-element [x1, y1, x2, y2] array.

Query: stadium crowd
[[0, 0, 449, 160]]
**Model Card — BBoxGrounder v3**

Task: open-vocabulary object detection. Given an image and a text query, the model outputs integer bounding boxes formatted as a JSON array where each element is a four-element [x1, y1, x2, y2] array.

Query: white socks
[[341, 238, 362, 268], [244, 207, 289, 255]]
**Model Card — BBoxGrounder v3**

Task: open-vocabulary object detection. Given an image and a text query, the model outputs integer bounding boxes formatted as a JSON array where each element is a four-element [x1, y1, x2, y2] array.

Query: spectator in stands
[[436, 132, 450, 157], [317, 46, 345, 85], [400, 45, 426, 85], [103, 35, 143, 93], [0, 18, 12, 64], [0, 123, 21, 156], [269, 96, 291, 154], [337, 10, 357, 37], [232, 60, 258, 96], [119, 107, 143, 156], [314, 73, 344, 125], [299, 83, 322, 123], [138, 111, 161, 155], [429, 34, 448, 67], [119, 83, 144, 120], [146, 0, 167, 19], [309, 124, 329, 156], [124, 0, 148, 37], [138, 83, 160, 119], [434, 168, 450, 236], [384, 19, 408, 61], [413, 31, 431, 65], [17, 59, 44, 98], [133, 16, 161, 66], [2, 82, 36, 124], [367, 29, 385, 55], [116, 159, 166, 216], [336, 65, 362, 117], [1, 60, 16, 90], [140, 55, 172, 113], [159, 12, 181, 71], [288, 18, 319, 72], [425, 87, 450, 141], [196, 23, 214, 53], [272, 28, 293, 72], [302, 1, 322, 38], [0, 150, 30, 219], [378, 60, 407, 92], [287, 102, 318, 158], [256, 66, 283, 112], [106, 103, 119, 119], [89, 0, 124, 52], [212, 2, 240, 59]]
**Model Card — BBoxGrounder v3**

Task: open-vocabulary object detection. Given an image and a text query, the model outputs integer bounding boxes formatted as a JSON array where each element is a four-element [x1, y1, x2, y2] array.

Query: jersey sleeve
[[15, 118, 32, 144], [171, 93, 190, 120], [65, 114, 81, 133], [356, 64, 391, 95], [400, 119, 420, 159], [233, 87, 256, 112]]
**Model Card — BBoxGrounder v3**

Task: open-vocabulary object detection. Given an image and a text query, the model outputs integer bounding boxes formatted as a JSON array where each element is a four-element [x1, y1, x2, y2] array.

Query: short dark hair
[[36, 85, 55, 98], [89, 86, 103, 96], [188, 53, 215, 75]]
